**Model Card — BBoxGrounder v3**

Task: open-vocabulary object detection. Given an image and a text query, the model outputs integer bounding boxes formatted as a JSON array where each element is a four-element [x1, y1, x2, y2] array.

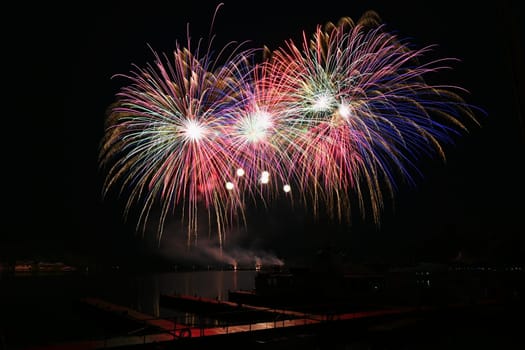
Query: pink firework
[[100, 10, 480, 247], [264, 12, 478, 223], [99, 35, 255, 246]]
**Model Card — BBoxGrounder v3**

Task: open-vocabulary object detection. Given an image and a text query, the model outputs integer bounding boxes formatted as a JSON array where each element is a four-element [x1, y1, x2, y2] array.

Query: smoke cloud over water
[[158, 227, 284, 268]]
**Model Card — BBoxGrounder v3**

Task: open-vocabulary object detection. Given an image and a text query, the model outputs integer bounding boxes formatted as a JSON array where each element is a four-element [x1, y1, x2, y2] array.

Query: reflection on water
[[0, 270, 256, 347], [152, 270, 251, 325], [89, 270, 256, 318], [158, 270, 243, 299], [1, 269, 523, 350]]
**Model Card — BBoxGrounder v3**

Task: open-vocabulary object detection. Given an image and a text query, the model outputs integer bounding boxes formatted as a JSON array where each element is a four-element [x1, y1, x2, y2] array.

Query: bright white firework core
[[225, 182, 234, 190], [283, 184, 291, 192], [261, 171, 270, 178], [312, 93, 334, 112], [236, 168, 245, 177], [239, 111, 273, 143], [182, 120, 205, 141]]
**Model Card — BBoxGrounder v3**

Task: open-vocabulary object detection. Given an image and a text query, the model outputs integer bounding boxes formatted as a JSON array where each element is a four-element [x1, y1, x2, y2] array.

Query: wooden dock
[[159, 293, 314, 319], [23, 295, 436, 350]]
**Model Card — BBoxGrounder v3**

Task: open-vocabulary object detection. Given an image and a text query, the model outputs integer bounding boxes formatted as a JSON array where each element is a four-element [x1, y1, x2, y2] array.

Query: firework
[[99, 11, 258, 246], [100, 10, 479, 247], [221, 59, 299, 204], [264, 12, 478, 223]]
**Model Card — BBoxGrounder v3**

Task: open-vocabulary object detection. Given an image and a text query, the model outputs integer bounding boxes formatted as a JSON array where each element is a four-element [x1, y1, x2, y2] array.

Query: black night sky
[[21, 1, 524, 267]]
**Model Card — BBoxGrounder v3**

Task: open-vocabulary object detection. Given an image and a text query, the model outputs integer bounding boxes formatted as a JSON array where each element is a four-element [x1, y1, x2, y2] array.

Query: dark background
[[17, 1, 524, 267]]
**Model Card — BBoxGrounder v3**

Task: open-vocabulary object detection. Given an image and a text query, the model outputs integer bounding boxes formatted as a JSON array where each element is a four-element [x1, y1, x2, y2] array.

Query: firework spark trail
[[221, 59, 299, 204], [264, 13, 479, 224], [99, 14, 258, 246], [100, 10, 480, 247]]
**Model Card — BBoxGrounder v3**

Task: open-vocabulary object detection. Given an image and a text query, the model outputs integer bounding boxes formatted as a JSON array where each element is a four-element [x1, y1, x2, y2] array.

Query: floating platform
[[23, 294, 500, 350]]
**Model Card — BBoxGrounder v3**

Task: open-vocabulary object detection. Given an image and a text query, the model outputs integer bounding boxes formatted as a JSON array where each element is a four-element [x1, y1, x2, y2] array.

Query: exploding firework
[[100, 9, 480, 248], [99, 6, 258, 246], [264, 11, 479, 223], [222, 59, 299, 203]]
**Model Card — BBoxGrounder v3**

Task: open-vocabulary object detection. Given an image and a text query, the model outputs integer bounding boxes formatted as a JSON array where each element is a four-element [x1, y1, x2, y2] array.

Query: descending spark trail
[[264, 12, 479, 223], [99, 4, 258, 246], [100, 9, 480, 248]]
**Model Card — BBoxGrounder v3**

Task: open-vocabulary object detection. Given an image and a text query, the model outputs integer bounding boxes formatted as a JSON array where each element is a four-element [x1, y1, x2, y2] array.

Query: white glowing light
[[312, 93, 334, 112], [260, 177, 269, 184], [283, 184, 291, 192], [225, 182, 234, 190], [183, 120, 205, 141], [261, 171, 270, 178], [338, 103, 351, 119], [254, 111, 272, 129], [238, 111, 273, 143], [236, 168, 245, 177]]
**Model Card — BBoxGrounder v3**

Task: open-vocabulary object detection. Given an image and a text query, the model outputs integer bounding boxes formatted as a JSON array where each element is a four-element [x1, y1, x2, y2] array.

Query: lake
[[0, 269, 522, 350], [0, 270, 256, 348]]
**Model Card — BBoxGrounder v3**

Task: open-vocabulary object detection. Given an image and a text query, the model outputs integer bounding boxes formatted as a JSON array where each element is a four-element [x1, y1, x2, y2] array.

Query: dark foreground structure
[[21, 300, 522, 350], [1, 261, 523, 350]]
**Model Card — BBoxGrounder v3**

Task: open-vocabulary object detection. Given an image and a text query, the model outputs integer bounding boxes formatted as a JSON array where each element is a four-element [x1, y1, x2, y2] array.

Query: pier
[[22, 294, 463, 350]]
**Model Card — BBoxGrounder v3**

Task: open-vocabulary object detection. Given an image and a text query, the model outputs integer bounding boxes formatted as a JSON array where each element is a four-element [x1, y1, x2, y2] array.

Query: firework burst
[[264, 11, 479, 224], [99, 13, 258, 246], [100, 9, 480, 247]]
